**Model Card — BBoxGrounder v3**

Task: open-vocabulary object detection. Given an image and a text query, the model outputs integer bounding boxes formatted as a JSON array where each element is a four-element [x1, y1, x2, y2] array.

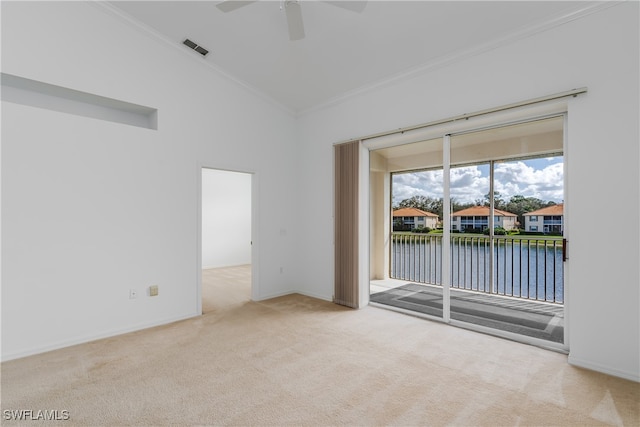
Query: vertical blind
[[334, 141, 360, 308], [333, 89, 585, 312]]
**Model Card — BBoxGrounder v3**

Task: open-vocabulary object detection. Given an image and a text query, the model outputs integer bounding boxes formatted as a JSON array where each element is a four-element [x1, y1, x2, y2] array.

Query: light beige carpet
[[2, 265, 638, 426], [201, 264, 252, 315]]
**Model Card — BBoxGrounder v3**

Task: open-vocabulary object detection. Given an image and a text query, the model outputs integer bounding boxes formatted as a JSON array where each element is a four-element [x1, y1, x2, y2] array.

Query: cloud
[[494, 161, 564, 202], [450, 166, 489, 202], [393, 158, 563, 205], [393, 170, 443, 201]]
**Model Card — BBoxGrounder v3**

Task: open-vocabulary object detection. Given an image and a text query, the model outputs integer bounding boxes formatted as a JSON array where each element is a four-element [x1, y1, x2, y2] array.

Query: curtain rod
[[343, 87, 587, 144]]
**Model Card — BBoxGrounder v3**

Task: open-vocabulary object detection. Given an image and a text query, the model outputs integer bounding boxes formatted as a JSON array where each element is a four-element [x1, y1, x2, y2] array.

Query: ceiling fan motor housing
[[216, 1, 367, 41]]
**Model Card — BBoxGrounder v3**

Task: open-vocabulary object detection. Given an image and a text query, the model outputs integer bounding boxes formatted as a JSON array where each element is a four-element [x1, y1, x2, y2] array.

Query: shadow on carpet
[[370, 283, 564, 343]]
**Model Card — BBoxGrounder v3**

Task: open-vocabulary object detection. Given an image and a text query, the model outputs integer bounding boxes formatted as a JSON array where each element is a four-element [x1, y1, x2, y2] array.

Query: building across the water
[[451, 206, 518, 231], [393, 207, 439, 230], [524, 204, 564, 234]]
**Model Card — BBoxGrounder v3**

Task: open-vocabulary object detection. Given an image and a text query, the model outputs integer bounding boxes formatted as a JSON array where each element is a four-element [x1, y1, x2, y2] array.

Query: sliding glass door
[[449, 116, 565, 343], [371, 137, 445, 320], [370, 114, 566, 347]]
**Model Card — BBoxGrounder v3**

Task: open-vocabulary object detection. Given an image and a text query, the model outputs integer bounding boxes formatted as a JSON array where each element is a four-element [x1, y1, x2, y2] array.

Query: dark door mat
[[370, 283, 564, 343]]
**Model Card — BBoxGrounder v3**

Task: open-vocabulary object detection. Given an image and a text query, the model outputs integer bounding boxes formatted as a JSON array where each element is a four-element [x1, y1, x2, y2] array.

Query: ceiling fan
[[216, 1, 368, 41]]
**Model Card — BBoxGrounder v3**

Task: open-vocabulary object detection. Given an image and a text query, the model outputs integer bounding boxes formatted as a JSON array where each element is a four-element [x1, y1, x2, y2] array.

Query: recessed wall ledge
[[1, 73, 158, 130]]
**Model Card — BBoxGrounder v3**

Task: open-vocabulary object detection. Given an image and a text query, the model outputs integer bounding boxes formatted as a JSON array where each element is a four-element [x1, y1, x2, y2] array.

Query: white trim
[[366, 98, 573, 352], [1, 312, 196, 362], [252, 289, 297, 302], [568, 355, 640, 383], [300, 2, 615, 117], [489, 160, 496, 292], [294, 290, 333, 303], [250, 171, 260, 302], [252, 290, 333, 303], [196, 166, 203, 315], [91, 0, 612, 117], [442, 134, 451, 323], [359, 142, 371, 308], [363, 100, 572, 153], [90, 1, 295, 117], [197, 165, 259, 311], [362, 93, 580, 150], [562, 113, 570, 353]]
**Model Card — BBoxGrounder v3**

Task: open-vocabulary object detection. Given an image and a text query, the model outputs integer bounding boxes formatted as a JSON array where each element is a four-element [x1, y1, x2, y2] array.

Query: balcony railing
[[391, 233, 564, 303]]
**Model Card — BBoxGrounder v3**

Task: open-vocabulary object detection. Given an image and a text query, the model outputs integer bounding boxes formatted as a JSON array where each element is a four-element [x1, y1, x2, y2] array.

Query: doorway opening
[[200, 168, 253, 315]]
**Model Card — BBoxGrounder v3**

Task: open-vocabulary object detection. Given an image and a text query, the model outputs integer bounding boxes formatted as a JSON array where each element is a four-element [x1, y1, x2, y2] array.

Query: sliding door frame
[[442, 134, 452, 322], [359, 95, 576, 352], [445, 114, 568, 352]]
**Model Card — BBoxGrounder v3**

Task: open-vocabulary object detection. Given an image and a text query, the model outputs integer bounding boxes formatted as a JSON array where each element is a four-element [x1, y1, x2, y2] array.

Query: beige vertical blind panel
[[334, 140, 360, 308]]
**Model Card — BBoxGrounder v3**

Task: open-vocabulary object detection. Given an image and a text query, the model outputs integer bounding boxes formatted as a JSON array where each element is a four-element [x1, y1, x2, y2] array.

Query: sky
[[392, 156, 564, 205]]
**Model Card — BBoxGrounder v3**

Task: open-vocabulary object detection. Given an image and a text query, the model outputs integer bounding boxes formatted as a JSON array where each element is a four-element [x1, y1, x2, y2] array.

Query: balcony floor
[[370, 279, 564, 343]]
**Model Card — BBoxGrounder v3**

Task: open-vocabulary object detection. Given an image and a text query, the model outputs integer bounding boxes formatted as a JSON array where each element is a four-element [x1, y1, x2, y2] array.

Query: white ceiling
[[107, 1, 597, 114]]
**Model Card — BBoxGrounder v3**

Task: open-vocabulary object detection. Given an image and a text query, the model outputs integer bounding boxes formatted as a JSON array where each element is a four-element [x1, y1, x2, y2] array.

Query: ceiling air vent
[[183, 39, 209, 57]]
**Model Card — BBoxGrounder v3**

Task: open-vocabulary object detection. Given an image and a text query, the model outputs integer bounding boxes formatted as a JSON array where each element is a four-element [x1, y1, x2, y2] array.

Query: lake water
[[391, 238, 564, 303]]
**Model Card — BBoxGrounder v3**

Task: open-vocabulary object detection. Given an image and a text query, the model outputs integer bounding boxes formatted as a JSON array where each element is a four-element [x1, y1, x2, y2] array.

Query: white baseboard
[[253, 289, 296, 301], [568, 355, 640, 383], [253, 289, 333, 303], [295, 290, 333, 302], [1, 312, 198, 362]]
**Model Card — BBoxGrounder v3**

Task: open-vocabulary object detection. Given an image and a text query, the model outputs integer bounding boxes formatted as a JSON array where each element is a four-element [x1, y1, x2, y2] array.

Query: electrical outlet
[[129, 289, 138, 299], [149, 285, 158, 297]]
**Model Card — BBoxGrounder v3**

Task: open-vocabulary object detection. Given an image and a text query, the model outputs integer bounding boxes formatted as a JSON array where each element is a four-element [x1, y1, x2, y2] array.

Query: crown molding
[[89, 1, 297, 118], [298, 1, 624, 117], [88, 1, 623, 118]]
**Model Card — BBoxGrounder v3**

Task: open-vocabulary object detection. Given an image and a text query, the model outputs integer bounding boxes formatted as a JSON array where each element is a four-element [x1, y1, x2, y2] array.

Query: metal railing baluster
[[389, 232, 562, 305]]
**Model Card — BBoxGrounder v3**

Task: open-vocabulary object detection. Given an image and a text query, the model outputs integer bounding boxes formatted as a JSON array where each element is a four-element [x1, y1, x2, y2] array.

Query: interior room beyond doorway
[[201, 168, 252, 314]]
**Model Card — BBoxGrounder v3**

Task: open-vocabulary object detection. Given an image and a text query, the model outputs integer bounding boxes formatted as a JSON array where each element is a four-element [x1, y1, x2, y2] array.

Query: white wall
[[202, 169, 251, 269], [1, 1, 297, 360], [2, 1, 638, 382], [296, 3, 639, 381]]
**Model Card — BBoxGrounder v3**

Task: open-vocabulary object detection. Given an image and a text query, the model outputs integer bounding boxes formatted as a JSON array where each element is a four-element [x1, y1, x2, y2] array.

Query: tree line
[[393, 193, 558, 229]]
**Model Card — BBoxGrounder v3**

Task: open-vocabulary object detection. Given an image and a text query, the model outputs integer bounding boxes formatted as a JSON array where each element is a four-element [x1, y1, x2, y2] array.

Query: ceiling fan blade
[[323, 1, 368, 13], [285, 1, 305, 41], [216, 1, 258, 13]]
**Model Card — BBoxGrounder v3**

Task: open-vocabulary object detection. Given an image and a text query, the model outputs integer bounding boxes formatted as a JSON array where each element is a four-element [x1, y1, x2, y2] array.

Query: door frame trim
[[196, 165, 258, 315]]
